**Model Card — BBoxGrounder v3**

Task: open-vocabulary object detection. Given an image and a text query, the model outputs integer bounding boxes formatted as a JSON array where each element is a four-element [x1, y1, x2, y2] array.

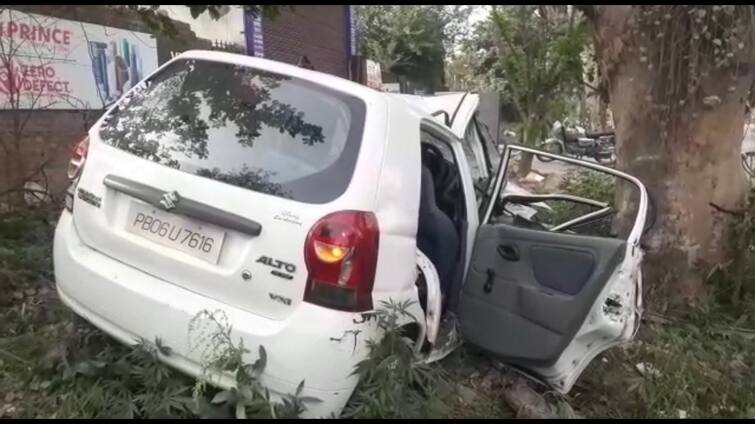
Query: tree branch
[[0, 158, 53, 198], [581, 79, 600, 93], [710, 201, 747, 217]]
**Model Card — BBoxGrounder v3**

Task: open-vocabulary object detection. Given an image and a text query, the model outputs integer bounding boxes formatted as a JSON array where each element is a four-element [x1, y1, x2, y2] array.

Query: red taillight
[[67, 136, 89, 180], [303, 211, 379, 312]]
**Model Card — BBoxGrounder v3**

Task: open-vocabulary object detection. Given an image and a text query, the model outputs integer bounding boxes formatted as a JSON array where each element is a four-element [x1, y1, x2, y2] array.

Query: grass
[[0, 207, 201, 418], [0, 207, 322, 419], [1, 206, 754, 418], [571, 290, 755, 419]]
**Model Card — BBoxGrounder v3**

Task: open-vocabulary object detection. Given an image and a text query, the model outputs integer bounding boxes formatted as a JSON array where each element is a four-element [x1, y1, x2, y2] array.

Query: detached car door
[[457, 144, 648, 393]]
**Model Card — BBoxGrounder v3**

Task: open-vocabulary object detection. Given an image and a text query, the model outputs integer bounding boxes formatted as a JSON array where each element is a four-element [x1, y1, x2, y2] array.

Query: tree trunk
[[515, 125, 536, 177], [588, 6, 754, 307], [597, 98, 608, 129], [516, 152, 534, 178]]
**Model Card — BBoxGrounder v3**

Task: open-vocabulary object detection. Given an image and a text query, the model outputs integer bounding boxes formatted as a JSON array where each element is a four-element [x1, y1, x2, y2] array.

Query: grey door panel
[[458, 223, 625, 366], [530, 246, 596, 295]]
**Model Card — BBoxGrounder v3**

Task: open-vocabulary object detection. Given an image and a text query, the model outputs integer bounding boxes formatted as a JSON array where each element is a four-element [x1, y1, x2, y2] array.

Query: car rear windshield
[[98, 58, 366, 203]]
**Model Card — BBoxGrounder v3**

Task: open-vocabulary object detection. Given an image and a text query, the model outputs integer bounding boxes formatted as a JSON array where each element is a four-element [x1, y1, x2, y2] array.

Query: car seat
[[417, 165, 460, 296]]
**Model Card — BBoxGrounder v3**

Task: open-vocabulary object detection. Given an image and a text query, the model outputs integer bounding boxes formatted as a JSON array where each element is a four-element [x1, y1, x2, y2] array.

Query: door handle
[[483, 268, 495, 293], [497, 244, 520, 261]]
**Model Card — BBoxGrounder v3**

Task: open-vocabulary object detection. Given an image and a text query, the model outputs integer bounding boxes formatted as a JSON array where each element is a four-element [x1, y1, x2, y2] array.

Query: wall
[[260, 6, 350, 79], [0, 5, 204, 205], [0, 110, 98, 206]]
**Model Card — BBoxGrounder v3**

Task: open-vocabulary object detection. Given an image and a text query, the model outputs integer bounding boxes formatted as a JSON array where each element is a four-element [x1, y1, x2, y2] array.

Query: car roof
[[173, 50, 388, 107], [387, 92, 478, 127], [170, 52, 465, 127]]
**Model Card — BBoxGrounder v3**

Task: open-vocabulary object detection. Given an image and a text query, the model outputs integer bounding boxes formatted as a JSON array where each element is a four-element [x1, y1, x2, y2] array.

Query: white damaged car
[[54, 50, 648, 418]]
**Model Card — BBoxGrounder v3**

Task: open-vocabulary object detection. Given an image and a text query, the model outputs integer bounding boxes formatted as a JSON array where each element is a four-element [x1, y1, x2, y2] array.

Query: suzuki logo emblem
[[160, 191, 179, 211]]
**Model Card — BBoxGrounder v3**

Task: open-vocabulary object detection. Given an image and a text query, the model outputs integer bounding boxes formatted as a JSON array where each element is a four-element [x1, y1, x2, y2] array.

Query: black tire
[[596, 154, 616, 166], [536, 141, 563, 162]]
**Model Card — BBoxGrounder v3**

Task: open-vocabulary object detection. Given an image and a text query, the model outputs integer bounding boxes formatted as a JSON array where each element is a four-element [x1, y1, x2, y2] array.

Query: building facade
[[158, 6, 358, 80], [245, 6, 356, 79]]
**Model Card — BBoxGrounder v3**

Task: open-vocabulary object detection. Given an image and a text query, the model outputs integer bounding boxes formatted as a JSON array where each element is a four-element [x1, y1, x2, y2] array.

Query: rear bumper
[[53, 211, 374, 418]]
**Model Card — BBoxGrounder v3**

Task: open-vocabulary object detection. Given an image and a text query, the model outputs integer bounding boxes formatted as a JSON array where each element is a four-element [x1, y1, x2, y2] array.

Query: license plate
[[125, 202, 226, 264]]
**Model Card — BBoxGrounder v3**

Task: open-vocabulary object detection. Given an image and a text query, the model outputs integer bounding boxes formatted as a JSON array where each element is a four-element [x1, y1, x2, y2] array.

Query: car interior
[[416, 132, 468, 315]]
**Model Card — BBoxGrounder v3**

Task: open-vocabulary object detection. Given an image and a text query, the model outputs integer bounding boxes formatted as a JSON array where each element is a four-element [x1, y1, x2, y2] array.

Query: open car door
[[457, 144, 648, 393]]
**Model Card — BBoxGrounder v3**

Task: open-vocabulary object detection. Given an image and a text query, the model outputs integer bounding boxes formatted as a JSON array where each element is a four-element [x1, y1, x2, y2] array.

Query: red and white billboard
[[0, 10, 158, 110]]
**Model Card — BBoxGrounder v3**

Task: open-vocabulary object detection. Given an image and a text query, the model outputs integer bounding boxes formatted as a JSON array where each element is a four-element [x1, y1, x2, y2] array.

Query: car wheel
[[537, 141, 563, 162]]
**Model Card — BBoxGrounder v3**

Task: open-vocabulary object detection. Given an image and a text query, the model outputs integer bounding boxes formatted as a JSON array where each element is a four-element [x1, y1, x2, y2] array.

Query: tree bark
[[597, 98, 608, 129], [587, 6, 754, 307], [516, 152, 534, 178], [515, 124, 537, 177]]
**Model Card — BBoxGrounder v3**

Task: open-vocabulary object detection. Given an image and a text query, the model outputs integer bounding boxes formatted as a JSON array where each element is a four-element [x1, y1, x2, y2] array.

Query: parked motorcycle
[[537, 120, 616, 166]]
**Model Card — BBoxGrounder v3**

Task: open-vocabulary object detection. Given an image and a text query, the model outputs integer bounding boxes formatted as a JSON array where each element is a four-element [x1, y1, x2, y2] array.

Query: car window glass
[[99, 58, 366, 203]]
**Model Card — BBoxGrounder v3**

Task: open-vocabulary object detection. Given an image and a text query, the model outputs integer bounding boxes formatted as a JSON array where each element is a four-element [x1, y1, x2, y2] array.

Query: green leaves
[[126, 6, 290, 38], [455, 6, 589, 144], [187, 5, 209, 19], [210, 389, 236, 405], [342, 299, 451, 419], [187, 5, 291, 21], [53, 338, 198, 419], [187, 309, 320, 419], [71, 359, 107, 378], [252, 345, 266, 374], [356, 5, 453, 84]]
